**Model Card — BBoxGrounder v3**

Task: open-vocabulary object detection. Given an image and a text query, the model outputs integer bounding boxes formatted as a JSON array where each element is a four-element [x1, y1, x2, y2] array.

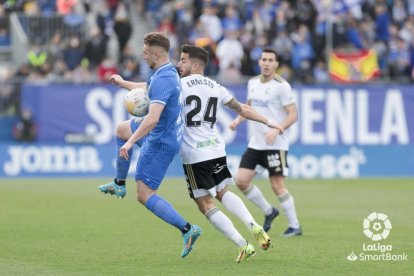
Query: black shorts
[[239, 148, 289, 177], [183, 156, 234, 199]]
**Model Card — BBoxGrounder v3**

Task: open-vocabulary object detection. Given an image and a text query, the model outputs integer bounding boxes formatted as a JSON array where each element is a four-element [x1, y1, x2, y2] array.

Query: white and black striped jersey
[[180, 74, 233, 164]]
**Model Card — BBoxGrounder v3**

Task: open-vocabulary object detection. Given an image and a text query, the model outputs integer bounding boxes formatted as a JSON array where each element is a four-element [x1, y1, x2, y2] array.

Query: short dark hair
[[262, 48, 278, 61], [181, 44, 209, 65], [144, 32, 170, 52]]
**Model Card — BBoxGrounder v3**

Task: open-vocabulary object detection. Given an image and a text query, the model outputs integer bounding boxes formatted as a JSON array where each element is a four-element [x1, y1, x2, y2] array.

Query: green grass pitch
[[0, 178, 413, 275]]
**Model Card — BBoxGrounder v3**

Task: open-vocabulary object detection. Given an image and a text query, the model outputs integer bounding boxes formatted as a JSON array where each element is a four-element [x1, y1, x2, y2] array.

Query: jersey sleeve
[[246, 79, 253, 101], [279, 81, 295, 106], [220, 85, 234, 105], [149, 76, 175, 105]]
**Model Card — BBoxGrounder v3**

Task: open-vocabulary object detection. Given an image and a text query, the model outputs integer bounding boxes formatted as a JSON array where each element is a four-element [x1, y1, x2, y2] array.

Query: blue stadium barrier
[[0, 83, 412, 178]]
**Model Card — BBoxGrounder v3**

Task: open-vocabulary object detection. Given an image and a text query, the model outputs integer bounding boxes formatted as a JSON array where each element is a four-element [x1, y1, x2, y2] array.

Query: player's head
[[143, 32, 170, 69], [258, 48, 279, 78], [177, 44, 209, 77]]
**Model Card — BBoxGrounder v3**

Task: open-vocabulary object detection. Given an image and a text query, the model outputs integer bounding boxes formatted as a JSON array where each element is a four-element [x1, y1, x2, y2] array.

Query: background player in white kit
[[230, 48, 302, 237], [177, 44, 284, 262]]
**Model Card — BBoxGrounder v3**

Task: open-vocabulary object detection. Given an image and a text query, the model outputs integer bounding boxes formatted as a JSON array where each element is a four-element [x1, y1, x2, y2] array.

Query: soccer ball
[[124, 88, 150, 117]]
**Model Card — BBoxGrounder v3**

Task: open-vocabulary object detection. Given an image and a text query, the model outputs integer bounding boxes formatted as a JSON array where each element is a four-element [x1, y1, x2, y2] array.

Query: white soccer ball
[[124, 88, 150, 117]]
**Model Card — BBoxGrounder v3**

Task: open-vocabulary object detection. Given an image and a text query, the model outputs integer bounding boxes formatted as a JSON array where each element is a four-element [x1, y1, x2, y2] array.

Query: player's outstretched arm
[[225, 98, 284, 133], [110, 74, 147, 91], [119, 103, 164, 160]]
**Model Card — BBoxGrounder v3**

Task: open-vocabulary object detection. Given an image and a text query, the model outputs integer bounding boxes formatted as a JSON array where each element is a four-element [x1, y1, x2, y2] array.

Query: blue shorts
[[135, 148, 175, 190]]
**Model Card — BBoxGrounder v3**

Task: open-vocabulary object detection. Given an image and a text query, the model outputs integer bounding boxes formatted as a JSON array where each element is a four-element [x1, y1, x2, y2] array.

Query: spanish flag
[[329, 50, 380, 82]]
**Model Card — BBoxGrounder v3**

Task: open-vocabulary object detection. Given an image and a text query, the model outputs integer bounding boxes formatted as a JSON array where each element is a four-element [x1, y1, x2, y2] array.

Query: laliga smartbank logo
[[363, 212, 392, 241], [347, 212, 408, 262]]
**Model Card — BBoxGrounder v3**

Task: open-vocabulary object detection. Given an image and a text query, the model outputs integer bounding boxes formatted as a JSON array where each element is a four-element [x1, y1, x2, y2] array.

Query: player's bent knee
[[235, 177, 249, 191], [115, 121, 132, 140]]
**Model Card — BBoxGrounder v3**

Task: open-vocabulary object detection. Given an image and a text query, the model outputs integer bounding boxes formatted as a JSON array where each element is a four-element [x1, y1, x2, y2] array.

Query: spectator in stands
[[295, 0, 316, 28], [13, 108, 37, 142], [199, 3, 223, 43], [398, 19, 414, 43], [189, 19, 218, 75], [388, 36, 411, 80], [374, 4, 390, 43], [106, 0, 120, 19], [63, 35, 84, 71], [346, 18, 364, 49], [272, 29, 293, 66], [51, 58, 68, 78], [27, 43, 49, 70], [2, 0, 414, 85], [257, 0, 277, 33], [249, 34, 268, 75], [97, 57, 118, 83], [38, 0, 57, 15], [332, 14, 348, 48], [216, 29, 244, 80], [359, 16, 376, 49], [145, 0, 165, 27], [251, 8, 266, 36], [291, 24, 315, 82], [63, 3, 86, 37], [85, 27, 108, 69], [391, 0, 408, 28], [158, 17, 178, 62], [113, 3, 132, 62], [0, 69, 17, 115], [313, 59, 329, 83], [48, 31, 65, 60], [221, 4, 243, 33], [119, 55, 140, 82], [56, 0, 77, 15], [174, 1, 194, 46]]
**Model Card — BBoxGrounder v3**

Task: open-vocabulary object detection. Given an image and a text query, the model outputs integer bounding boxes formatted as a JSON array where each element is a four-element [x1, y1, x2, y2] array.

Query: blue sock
[[115, 136, 133, 181], [145, 194, 188, 231]]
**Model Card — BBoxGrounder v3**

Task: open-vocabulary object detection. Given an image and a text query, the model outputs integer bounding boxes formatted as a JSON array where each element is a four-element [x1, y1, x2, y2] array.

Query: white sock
[[221, 191, 256, 230], [244, 185, 274, 215], [206, 208, 246, 248], [279, 192, 300, 228]]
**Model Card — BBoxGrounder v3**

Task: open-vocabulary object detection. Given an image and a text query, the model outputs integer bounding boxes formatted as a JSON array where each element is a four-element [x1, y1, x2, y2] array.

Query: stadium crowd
[[1, 0, 414, 116]]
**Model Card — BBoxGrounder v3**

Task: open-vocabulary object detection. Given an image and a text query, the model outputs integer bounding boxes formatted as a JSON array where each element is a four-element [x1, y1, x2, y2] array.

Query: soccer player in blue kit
[[98, 32, 202, 258]]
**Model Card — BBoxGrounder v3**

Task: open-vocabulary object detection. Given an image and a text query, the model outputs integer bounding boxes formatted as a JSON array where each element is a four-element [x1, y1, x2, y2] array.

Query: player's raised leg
[[199, 198, 256, 262], [219, 189, 271, 250], [137, 149, 202, 258], [99, 120, 136, 198]]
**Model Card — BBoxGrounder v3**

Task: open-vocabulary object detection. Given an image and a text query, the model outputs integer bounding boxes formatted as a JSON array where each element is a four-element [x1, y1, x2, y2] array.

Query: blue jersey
[[144, 63, 182, 154]]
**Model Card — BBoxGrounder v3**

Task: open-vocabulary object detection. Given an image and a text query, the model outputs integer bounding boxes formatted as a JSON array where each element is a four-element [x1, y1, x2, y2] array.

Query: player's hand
[[110, 74, 124, 86], [119, 141, 133, 160], [267, 122, 284, 134], [229, 119, 240, 131], [265, 129, 281, 145]]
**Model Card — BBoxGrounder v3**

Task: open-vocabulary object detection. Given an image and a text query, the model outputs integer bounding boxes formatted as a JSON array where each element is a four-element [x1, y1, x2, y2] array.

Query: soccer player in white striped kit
[[177, 44, 284, 262], [230, 48, 302, 237]]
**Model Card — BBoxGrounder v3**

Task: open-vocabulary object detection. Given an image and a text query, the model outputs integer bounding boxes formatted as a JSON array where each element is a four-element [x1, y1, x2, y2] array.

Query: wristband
[[266, 119, 273, 127]]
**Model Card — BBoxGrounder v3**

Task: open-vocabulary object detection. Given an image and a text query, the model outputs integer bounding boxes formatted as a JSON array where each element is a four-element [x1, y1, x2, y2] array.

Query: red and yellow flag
[[329, 50, 380, 82]]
